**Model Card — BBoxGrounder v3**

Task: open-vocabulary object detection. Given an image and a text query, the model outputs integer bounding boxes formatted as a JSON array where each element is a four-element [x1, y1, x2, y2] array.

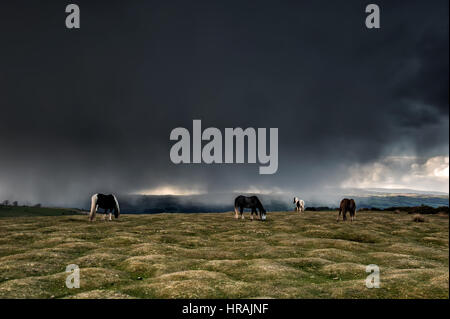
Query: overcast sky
[[0, 1, 448, 207]]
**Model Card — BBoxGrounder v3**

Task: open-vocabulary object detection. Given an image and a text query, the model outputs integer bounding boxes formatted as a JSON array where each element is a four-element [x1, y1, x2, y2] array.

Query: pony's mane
[[255, 197, 265, 211], [112, 195, 120, 211]]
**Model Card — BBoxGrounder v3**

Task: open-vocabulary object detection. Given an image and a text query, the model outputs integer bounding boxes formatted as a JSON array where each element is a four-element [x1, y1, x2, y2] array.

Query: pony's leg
[[89, 202, 98, 222], [234, 206, 239, 219], [343, 210, 347, 221], [251, 208, 256, 220], [109, 213, 112, 221], [240, 207, 244, 220]]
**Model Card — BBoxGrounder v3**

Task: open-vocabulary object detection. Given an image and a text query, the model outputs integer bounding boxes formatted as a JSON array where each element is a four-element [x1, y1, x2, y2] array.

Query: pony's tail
[[234, 198, 239, 217], [89, 194, 98, 221]]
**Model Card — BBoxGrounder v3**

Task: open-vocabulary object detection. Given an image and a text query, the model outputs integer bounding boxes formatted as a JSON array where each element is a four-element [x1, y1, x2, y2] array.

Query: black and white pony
[[89, 193, 120, 221], [293, 197, 305, 213], [234, 195, 267, 221]]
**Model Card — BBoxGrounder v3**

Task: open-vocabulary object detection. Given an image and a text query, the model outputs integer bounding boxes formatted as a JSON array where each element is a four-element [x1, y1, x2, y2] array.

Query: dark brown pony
[[337, 198, 356, 222]]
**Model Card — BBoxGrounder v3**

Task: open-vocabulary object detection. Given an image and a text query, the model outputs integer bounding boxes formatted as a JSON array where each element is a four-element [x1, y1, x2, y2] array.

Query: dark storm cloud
[[0, 0, 448, 207]]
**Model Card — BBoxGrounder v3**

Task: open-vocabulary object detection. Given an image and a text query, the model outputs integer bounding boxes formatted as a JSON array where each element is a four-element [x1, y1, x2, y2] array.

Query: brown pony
[[337, 198, 356, 222]]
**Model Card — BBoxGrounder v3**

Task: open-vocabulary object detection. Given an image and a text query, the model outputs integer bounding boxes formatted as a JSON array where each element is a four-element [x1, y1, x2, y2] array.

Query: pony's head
[[113, 195, 120, 219], [293, 197, 298, 204], [260, 208, 267, 221]]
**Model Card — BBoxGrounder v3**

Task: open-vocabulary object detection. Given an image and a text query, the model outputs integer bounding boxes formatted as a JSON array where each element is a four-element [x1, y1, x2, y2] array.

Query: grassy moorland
[[0, 205, 81, 217], [0, 211, 448, 299]]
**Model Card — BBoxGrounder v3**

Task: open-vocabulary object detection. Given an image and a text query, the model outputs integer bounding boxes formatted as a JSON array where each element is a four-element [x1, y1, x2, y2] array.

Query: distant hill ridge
[[110, 191, 448, 214]]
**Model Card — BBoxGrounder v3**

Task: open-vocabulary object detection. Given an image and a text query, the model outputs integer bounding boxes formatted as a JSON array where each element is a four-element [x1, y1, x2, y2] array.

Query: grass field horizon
[[0, 210, 448, 299]]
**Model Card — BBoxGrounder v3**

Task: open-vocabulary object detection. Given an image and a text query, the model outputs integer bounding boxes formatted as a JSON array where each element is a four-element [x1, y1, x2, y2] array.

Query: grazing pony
[[293, 197, 305, 213], [89, 193, 120, 221], [234, 195, 267, 221], [337, 198, 356, 222]]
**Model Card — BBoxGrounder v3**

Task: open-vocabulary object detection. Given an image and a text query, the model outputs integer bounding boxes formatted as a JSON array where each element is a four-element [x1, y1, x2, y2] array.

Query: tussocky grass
[[0, 210, 447, 298]]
